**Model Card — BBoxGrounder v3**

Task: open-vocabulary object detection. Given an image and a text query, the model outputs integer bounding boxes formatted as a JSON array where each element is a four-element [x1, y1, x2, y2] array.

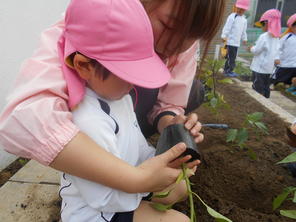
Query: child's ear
[[73, 54, 94, 80]]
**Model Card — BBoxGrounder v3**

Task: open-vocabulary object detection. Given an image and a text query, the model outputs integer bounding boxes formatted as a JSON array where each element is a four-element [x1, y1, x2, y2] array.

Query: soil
[[0, 158, 29, 187], [172, 82, 296, 222]]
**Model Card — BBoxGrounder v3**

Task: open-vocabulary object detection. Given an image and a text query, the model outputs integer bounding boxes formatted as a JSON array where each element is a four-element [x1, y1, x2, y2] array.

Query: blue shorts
[[109, 193, 153, 222], [110, 211, 134, 222]]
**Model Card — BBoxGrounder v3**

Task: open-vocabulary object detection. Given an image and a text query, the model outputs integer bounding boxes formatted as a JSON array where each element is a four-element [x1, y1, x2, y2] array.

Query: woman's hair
[[293, 21, 296, 27], [142, 0, 226, 66]]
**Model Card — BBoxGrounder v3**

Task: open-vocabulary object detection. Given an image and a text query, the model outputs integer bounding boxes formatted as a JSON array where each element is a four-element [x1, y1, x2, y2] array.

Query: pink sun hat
[[287, 13, 296, 28], [235, 0, 250, 10], [57, 0, 171, 108], [258, 9, 282, 37]]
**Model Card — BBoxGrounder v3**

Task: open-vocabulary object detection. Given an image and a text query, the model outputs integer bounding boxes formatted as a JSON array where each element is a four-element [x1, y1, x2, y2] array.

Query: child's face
[[236, 7, 246, 16], [89, 73, 133, 100], [146, 0, 195, 59], [261, 22, 268, 32], [292, 25, 296, 34], [73, 54, 133, 100]]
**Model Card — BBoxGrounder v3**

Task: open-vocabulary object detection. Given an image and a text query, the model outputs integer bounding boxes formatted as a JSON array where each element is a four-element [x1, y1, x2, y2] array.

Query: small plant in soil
[[152, 164, 232, 222], [226, 112, 268, 159], [200, 59, 233, 116], [273, 153, 296, 220], [154, 124, 232, 221], [233, 61, 252, 81]]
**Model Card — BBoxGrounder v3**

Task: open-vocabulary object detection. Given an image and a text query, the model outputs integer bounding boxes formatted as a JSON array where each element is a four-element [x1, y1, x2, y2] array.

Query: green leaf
[[226, 129, 238, 143], [218, 78, 233, 84], [206, 78, 214, 88], [277, 152, 296, 164], [254, 122, 268, 134], [293, 191, 296, 203], [280, 210, 296, 219], [247, 112, 263, 122], [247, 148, 257, 160], [210, 97, 218, 108], [151, 202, 173, 212], [191, 192, 232, 222], [152, 190, 172, 199], [236, 128, 248, 146], [273, 187, 296, 210]]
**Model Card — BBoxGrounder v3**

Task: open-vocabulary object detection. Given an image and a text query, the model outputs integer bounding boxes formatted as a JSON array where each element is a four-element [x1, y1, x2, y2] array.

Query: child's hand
[[243, 40, 248, 46], [222, 38, 227, 43], [136, 143, 200, 192], [171, 114, 204, 144], [247, 45, 252, 52], [274, 59, 281, 66]]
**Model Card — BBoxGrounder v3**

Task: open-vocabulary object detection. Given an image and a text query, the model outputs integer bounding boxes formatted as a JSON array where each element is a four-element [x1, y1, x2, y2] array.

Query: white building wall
[[0, 0, 70, 170]]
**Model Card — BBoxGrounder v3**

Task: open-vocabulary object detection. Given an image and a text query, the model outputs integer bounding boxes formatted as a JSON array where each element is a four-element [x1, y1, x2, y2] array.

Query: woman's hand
[[158, 113, 204, 144], [170, 114, 204, 144]]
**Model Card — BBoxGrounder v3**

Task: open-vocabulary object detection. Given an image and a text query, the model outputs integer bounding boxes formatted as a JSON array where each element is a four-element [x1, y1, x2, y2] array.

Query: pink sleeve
[[148, 41, 199, 125], [0, 18, 79, 166]]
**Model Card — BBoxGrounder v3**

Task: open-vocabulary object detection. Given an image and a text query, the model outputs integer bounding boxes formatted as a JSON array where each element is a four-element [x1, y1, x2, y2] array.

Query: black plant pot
[[155, 124, 200, 161]]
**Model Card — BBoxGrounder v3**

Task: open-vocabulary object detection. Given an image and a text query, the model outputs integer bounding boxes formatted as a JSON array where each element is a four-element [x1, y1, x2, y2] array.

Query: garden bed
[[173, 82, 295, 222]]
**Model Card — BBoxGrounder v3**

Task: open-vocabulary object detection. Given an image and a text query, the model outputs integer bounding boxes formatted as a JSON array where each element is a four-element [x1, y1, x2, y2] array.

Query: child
[[0, 0, 226, 184], [249, 9, 281, 98], [58, 0, 196, 221], [273, 13, 296, 94], [221, 0, 249, 77]]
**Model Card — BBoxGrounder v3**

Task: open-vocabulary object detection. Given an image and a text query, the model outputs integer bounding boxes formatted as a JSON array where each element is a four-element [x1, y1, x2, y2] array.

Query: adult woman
[[0, 0, 225, 190]]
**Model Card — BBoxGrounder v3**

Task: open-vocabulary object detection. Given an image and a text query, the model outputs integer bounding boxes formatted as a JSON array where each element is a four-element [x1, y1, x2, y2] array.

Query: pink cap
[[259, 9, 282, 37], [287, 13, 296, 28], [235, 0, 250, 10], [57, 0, 171, 108]]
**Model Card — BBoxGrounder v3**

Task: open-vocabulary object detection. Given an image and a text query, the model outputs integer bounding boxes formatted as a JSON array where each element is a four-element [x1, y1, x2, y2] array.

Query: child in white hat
[[249, 9, 281, 98], [273, 13, 296, 95], [221, 0, 249, 77]]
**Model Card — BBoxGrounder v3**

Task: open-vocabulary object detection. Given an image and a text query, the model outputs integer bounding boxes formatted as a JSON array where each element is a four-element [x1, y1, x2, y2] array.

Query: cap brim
[[96, 51, 171, 89], [255, 21, 263, 27]]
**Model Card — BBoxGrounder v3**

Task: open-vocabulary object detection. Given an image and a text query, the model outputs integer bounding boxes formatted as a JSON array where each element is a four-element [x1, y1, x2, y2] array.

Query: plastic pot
[[155, 124, 200, 161]]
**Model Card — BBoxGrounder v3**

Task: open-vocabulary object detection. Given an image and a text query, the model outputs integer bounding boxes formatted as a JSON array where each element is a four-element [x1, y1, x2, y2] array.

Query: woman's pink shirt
[[0, 19, 198, 165]]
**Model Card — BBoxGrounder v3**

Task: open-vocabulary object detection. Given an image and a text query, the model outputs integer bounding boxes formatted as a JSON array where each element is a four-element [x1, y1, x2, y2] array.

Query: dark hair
[[143, 0, 226, 67], [292, 21, 296, 27], [89, 59, 110, 80], [69, 52, 110, 80], [261, 20, 267, 27]]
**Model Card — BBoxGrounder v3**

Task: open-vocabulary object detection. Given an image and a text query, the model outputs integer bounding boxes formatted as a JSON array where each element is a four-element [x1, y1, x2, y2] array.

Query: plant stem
[[182, 164, 196, 222]]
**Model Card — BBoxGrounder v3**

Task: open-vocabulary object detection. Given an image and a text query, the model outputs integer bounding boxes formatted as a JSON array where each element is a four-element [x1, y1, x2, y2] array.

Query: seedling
[[226, 112, 268, 159], [154, 123, 232, 221], [273, 153, 296, 220], [200, 59, 233, 116], [233, 61, 252, 80], [152, 164, 232, 222]]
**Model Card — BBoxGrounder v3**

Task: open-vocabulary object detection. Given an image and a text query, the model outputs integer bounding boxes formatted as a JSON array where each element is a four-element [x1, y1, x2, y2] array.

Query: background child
[[221, 0, 249, 77], [58, 0, 197, 221], [249, 9, 281, 98], [273, 13, 296, 94]]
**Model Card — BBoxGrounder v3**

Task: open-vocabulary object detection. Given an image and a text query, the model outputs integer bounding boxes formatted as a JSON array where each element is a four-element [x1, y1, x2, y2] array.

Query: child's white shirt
[[250, 32, 279, 74], [60, 88, 155, 222], [221, 13, 248, 47], [275, 33, 296, 68]]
